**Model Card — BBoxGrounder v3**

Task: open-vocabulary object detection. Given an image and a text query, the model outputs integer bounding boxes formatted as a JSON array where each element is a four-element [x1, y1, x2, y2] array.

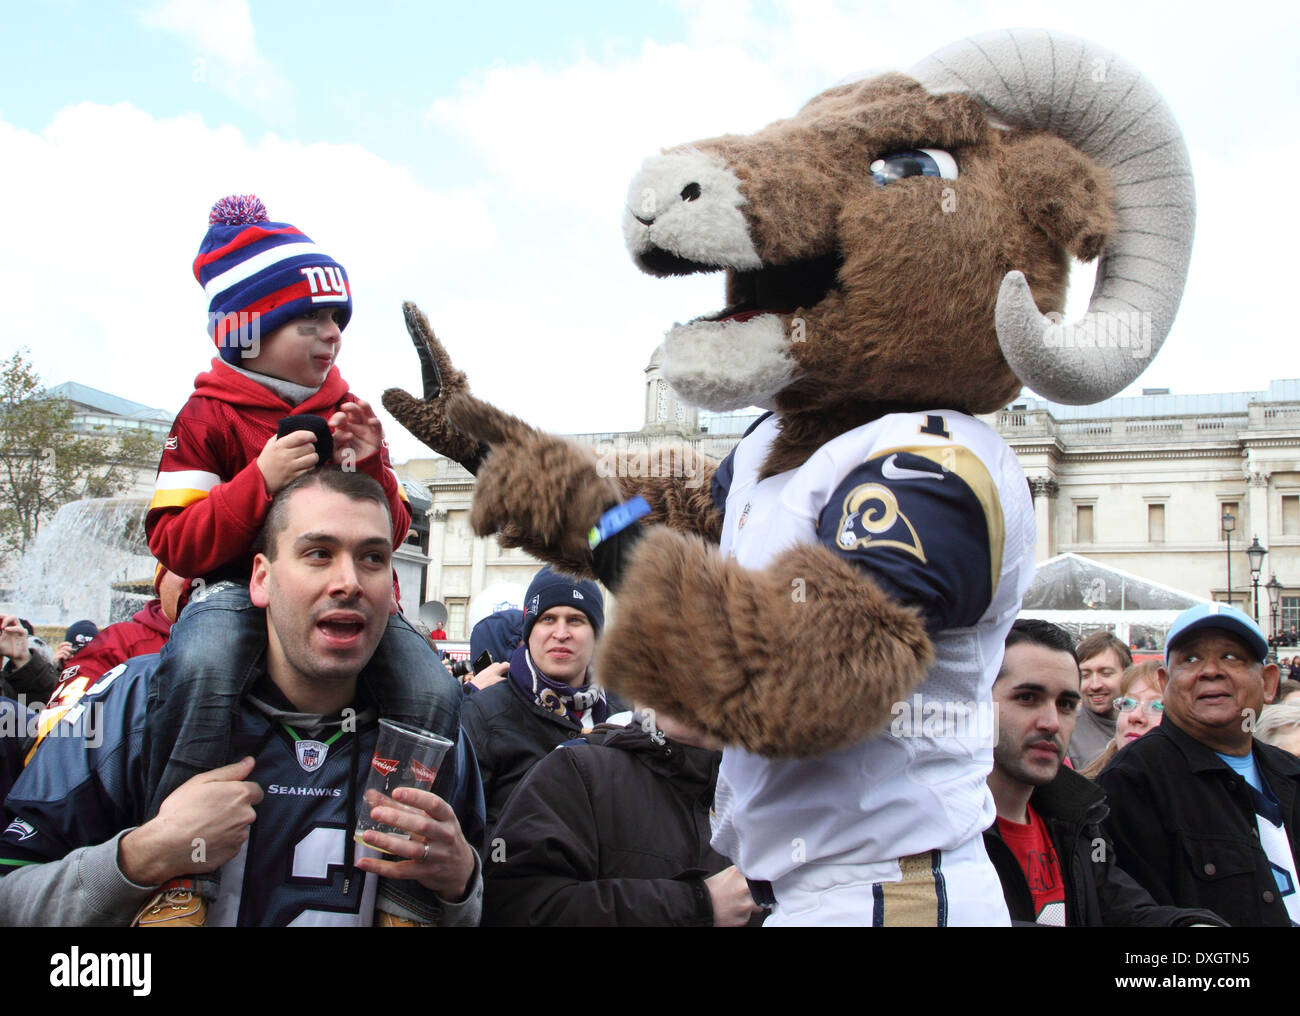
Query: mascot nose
[[632, 180, 704, 226]]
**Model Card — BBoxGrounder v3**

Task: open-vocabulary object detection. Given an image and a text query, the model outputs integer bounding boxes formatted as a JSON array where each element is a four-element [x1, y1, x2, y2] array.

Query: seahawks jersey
[[0, 655, 485, 926], [709, 410, 1036, 882]]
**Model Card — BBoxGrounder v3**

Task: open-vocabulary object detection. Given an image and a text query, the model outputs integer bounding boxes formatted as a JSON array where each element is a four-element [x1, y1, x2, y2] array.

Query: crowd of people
[[1, 196, 1297, 927]]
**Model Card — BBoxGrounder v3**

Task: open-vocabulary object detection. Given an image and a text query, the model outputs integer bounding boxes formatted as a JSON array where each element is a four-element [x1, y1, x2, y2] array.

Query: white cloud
[[140, 0, 294, 120], [426, 40, 798, 216]]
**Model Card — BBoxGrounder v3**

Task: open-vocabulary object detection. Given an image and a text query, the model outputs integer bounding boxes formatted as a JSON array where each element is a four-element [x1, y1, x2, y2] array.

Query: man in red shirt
[[982, 619, 1224, 927]]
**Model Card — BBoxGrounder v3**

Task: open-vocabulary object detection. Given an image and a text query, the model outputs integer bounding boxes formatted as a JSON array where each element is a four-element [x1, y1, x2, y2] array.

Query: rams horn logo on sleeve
[[836, 483, 926, 562]]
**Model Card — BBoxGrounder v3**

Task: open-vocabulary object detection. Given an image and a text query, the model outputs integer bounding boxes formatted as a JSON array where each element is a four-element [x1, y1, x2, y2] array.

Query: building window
[[1076, 505, 1094, 544], [1148, 504, 1165, 543], [447, 599, 467, 640], [1284, 495, 1300, 536], [1281, 596, 1300, 644], [1220, 502, 1239, 541]]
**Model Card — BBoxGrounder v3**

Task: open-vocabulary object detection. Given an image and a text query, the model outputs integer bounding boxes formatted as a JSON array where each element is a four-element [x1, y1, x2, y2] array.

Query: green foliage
[[0, 349, 159, 562]]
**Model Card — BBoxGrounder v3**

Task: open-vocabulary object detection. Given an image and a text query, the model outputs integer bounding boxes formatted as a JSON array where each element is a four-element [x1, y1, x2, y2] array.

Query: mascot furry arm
[[384, 30, 1192, 760]]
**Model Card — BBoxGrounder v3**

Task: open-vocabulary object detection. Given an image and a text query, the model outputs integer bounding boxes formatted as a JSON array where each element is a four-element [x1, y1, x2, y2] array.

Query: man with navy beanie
[[461, 566, 619, 835], [1098, 604, 1300, 925]]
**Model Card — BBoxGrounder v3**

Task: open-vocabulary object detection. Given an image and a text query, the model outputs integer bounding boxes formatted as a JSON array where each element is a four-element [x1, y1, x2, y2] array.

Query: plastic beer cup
[[354, 719, 453, 854]]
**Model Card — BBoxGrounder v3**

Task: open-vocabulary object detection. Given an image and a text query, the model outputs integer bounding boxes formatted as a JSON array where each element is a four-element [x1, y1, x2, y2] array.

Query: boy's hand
[[256, 430, 320, 494], [329, 399, 383, 465]]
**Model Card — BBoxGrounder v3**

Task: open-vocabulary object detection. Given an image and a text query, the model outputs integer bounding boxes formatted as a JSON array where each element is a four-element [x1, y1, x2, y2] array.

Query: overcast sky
[[1, 0, 1296, 464]]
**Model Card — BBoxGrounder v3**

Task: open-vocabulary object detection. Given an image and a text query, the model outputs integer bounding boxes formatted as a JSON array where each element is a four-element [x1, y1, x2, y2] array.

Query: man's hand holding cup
[[355, 786, 476, 902]]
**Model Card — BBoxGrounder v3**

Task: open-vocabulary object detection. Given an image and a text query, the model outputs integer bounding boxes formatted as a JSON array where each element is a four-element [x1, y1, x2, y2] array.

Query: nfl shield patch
[[295, 740, 329, 773]]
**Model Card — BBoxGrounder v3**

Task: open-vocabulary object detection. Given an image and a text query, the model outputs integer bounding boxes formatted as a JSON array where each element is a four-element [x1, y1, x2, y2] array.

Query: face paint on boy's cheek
[[297, 323, 321, 336]]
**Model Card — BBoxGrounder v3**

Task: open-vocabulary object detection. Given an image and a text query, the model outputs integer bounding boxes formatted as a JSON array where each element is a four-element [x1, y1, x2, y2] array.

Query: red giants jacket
[[146, 359, 410, 581]]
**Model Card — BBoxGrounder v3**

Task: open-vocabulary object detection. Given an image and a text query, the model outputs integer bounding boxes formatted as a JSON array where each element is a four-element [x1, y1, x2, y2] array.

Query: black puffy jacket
[[984, 764, 1226, 927], [482, 721, 733, 926], [0, 649, 58, 705], [461, 667, 598, 837]]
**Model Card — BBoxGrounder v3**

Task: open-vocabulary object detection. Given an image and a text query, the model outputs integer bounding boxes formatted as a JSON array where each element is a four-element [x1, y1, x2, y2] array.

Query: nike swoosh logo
[[881, 454, 944, 481]]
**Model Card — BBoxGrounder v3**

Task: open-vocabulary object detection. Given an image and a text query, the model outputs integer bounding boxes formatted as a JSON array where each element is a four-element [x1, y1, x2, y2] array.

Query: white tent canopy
[[1017, 553, 1210, 650]]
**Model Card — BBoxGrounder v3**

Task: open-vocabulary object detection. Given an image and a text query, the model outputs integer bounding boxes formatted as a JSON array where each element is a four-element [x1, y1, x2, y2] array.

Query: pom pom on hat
[[209, 194, 269, 226]]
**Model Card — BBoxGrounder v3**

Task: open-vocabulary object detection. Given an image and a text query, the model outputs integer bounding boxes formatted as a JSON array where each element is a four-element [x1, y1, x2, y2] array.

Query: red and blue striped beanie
[[193, 195, 352, 364]]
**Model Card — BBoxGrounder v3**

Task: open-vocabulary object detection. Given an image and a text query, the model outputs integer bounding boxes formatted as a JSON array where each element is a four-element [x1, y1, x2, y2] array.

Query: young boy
[[142, 198, 461, 918]]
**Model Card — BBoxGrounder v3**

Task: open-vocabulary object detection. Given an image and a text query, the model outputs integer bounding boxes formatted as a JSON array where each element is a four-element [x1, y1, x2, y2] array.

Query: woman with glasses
[[1080, 661, 1164, 780]]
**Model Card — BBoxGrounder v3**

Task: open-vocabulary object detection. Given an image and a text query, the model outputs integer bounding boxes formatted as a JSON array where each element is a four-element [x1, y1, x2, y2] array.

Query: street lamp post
[[1267, 575, 1283, 645], [1223, 511, 1235, 608], [1247, 537, 1267, 623]]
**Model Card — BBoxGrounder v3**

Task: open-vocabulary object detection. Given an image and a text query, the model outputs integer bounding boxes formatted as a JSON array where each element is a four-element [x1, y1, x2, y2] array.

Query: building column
[[469, 531, 487, 600], [425, 509, 448, 603], [1247, 464, 1272, 630], [1028, 477, 1059, 564]]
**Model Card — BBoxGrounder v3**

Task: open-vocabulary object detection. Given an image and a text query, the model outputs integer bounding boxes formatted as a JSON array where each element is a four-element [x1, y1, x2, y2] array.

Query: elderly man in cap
[[1097, 603, 1300, 926]]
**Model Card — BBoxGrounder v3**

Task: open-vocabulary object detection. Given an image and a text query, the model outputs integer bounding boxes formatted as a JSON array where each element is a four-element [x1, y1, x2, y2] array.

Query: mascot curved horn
[[912, 29, 1194, 405]]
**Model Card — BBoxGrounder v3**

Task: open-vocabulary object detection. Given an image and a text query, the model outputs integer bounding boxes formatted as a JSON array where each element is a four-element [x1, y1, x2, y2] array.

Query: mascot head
[[623, 29, 1194, 465]]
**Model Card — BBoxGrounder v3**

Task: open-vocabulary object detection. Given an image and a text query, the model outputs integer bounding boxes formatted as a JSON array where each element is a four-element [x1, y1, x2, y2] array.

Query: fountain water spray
[[8, 498, 153, 626]]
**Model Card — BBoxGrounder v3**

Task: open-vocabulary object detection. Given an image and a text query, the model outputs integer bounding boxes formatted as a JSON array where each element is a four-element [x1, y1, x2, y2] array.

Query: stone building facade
[[991, 380, 1300, 642], [395, 356, 1300, 644]]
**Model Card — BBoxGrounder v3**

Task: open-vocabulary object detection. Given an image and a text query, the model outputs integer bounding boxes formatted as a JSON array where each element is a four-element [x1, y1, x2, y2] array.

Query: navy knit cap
[[470, 609, 524, 668], [63, 619, 99, 651], [194, 195, 352, 364], [522, 567, 604, 642]]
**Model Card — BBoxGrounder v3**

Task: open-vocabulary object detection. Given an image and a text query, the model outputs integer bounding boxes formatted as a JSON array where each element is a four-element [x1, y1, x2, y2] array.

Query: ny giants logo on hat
[[300, 266, 348, 303]]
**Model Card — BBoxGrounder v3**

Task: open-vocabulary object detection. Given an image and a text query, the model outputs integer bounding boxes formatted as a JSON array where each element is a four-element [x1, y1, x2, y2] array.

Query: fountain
[[5, 498, 154, 627]]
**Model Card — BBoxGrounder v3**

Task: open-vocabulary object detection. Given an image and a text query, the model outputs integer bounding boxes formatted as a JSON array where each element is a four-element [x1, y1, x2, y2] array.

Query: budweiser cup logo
[[410, 759, 437, 784], [371, 755, 400, 778]]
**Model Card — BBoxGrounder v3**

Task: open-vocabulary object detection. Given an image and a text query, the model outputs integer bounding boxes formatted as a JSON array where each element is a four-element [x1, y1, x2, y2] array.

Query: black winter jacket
[[1097, 715, 1300, 927], [0, 650, 59, 705], [984, 764, 1226, 927], [460, 663, 626, 836], [482, 721, 731, 926]]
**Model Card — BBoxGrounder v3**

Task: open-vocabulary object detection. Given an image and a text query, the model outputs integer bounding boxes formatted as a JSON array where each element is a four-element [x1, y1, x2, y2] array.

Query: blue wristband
[[588, 496, 651, 549]]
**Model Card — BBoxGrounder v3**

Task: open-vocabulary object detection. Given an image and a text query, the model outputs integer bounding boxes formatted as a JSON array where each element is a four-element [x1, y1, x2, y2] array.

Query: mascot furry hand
[[386, 28, 1192, 902]]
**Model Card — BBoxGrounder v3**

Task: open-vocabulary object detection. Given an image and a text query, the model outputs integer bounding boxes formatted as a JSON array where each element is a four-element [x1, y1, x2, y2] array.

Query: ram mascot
[[384, 29, 1192, 925]]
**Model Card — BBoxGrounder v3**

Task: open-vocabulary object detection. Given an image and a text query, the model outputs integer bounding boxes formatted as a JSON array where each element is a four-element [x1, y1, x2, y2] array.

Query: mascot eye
[[869, 148, 958, 186]]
